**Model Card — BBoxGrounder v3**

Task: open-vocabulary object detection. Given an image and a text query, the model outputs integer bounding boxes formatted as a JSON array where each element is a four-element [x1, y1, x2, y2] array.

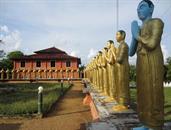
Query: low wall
[[0, 78, 82, 83]]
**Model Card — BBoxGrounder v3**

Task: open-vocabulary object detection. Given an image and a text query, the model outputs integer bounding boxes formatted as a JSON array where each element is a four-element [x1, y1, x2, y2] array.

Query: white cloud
[[129, 55, 136, 65], [70, 50, 78, 57], [0, 25, 9, 33], [0, 25, 22, 52], [87, 48, 97, 60], [1, 0, 170, 64], [161, 43, 169, 62]]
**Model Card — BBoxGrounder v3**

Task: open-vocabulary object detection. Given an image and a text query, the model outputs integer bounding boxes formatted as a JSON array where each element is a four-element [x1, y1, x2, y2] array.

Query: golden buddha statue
[[101, 48, 110, 96], [92, 58, 97, 88], [113, 30, 130, 112], [103, 40, 117, 102], [94, 55, 101, 91], [97, 51, 104, 92]]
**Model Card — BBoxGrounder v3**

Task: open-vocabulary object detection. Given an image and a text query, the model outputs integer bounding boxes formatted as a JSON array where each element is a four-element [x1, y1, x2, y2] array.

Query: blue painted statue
[[130, 0, 165, 130]]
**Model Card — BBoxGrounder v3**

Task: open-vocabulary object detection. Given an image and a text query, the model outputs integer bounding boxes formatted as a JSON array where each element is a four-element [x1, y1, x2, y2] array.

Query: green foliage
[[164, 88, 171, 121], [79, 64, 85, 71], [164, 57, 171, 82], [0, 83, 70, 116], [0, 51, 24, 70], [0, 59, 13, 70], [166, 57, 171, 65], [129, 65, 136, 82], [7, 51, 24, 60], [0, 50, 6, 58]]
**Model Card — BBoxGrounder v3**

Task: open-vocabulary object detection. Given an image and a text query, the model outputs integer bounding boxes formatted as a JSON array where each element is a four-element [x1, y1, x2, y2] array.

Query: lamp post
[[60, 80, 64, 96], [38, 86, 43, 115], [67, 78, 70, 85]]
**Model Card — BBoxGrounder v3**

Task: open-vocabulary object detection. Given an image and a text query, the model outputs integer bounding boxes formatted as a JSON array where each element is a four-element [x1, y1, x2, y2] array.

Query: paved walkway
[[0, 82, 92, 130]]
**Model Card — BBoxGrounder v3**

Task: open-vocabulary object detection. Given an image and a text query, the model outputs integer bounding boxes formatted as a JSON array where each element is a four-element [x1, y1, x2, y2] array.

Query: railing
[[0, 69, 84, 80]]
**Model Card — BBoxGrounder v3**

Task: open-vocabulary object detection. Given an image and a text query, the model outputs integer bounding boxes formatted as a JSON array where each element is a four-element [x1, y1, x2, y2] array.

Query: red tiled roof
[[34, 47, 66, 54]]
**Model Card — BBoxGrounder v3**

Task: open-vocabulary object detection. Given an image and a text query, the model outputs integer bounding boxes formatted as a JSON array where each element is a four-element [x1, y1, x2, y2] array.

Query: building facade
[[11, 47, 81, 79]]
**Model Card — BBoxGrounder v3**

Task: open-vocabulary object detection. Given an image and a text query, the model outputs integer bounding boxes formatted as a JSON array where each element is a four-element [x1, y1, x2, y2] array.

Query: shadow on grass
[[0, 123, 22, 130], [164, 104, 171, 122], [164, 104, 171, 108]]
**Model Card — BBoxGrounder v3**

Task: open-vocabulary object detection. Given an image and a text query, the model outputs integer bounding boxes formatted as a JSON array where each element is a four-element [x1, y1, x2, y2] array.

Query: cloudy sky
[[0, 0, 171, 65]]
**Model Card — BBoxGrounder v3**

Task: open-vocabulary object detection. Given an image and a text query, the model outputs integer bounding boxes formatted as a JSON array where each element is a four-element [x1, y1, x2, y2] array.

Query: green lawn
[[0, 83, 70, 116], [130, 87, 171, 122]]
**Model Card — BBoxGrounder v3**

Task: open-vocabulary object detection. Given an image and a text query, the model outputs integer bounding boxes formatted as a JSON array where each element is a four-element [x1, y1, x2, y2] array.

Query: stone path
[[0, 82, 92, 130]]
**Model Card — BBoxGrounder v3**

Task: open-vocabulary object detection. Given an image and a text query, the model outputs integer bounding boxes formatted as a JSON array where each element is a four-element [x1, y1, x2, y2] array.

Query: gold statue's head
[[98, 51, 102, 56], [116, 30, 126, 43], [103, 47, 108, 53], [106, 40, 114, 49], [95, 54, 99, 59]]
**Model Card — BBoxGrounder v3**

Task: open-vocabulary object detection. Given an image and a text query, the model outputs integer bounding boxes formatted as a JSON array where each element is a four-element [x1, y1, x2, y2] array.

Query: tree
[[0, 50, 6, 58], [166, 57, 171, 65], [79, 64, 85, 78], [0, 40, 6, 58], [7, 51, 24, 60], [129, 65, 136, 82], [79, 64, 85, 72], [0, 59, 13, 70], [0, 51, 24, 70], [165, 57, 171, 82]]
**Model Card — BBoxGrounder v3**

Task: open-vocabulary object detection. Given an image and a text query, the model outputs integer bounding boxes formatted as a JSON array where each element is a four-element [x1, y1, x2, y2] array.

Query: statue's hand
[[131, 20, 140, 40]]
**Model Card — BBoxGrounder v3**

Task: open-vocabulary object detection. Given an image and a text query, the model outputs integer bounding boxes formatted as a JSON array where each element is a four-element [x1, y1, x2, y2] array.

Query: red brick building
[[12, 47, 81, 79]]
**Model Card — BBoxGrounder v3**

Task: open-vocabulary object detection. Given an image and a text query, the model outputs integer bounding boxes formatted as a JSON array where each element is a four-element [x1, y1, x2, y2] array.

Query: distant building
[[11, 47, 81, 79]]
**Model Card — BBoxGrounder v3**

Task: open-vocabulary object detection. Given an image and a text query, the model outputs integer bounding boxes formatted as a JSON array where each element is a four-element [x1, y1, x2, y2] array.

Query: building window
[[21, 61, 25, 67], [36, 61, 41, 67], [66, 61, 71, 67], [51, 60, 55, 67]]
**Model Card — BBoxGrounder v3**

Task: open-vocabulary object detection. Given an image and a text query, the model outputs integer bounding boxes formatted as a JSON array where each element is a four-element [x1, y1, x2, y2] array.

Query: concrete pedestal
[[85, 83, 171, 130]]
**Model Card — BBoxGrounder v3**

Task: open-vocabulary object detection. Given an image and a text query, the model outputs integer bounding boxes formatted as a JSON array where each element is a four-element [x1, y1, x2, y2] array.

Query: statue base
[[84, 82, 171, 130], [132, 126, 149, 130], [112, 104, 128, 112], [104, 97, 116, 103]]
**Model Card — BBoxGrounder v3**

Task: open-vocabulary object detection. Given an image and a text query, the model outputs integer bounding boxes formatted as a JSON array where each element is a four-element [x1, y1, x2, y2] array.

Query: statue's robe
[[116, 41, 130, 106], [110, 45, 118, 100], [101, 52, 109, 95], [136, 18, 164, 129], [107, 47, 116, 99], [95, 58, 100, 90], [92, 64, 95, 86], [98, 56, 104, 91], [92, 63, 97, 87]]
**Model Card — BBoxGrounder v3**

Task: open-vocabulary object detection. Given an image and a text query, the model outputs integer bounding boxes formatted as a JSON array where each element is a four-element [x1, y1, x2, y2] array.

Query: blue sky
[[0, 0, 171, 64]]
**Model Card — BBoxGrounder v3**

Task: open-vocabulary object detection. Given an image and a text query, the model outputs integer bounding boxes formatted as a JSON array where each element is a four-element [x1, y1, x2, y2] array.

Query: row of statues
[[85, 30, 130, 111], [85, 0, 165, 130], [0, 68, 82, 80]]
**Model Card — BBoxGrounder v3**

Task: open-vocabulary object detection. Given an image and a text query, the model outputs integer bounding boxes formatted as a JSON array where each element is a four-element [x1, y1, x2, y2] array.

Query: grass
[[0, 83, 70, 116], [130, 87, 171, 122], [164, 87, 171, 122]]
